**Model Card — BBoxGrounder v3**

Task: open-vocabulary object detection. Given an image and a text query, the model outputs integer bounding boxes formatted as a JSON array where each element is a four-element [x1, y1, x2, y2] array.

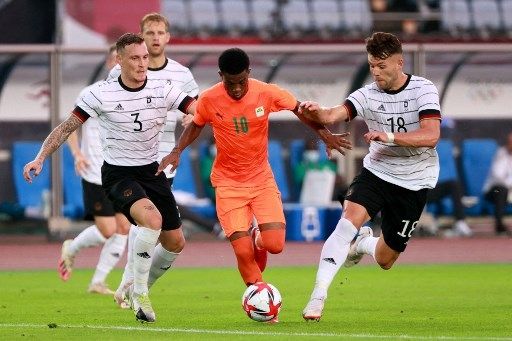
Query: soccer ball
[[241, 282, 282, 322]]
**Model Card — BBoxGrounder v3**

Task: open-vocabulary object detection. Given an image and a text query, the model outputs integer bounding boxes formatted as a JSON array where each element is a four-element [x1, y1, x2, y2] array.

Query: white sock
[[311, 218, 357, 300], [148, 243, 180, 289], [68, 225, 106, 255], [357, 236, 379, 260], [91, 233, 127, 284], [118, 225, 138, 291], [132, 226, 160, 295]]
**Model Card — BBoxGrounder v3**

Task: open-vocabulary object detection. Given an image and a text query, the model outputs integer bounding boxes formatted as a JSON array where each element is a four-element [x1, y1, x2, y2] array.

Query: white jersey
[[75, 77, 192, 167], [346, 74, 441, 190], [75, 83, 104, 185], [108, 58, 199, 177]]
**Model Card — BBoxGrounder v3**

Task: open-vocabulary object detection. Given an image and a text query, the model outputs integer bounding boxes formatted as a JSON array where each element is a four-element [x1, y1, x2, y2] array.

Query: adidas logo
[[160, 265, 171, 270], [115, 103, 124, 111], [137, 252, 150, 259], [377, 104, 385, 111], [322, 257, 336, 265]]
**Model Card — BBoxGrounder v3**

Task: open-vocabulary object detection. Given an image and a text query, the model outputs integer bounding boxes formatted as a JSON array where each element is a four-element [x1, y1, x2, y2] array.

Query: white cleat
[[88, 282, 114, 295], [343, 226, 373, 268], [58, 239, 75, 281], [302, 297, 325, 321], [114, 281, 132, 309], [129, 286, 156, 323]]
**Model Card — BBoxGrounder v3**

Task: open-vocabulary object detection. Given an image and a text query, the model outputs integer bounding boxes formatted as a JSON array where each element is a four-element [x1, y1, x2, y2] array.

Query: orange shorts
[[215, 180, 285, 238]]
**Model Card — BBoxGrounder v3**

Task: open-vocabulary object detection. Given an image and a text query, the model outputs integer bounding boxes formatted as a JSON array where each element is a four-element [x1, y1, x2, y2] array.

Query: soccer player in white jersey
[[57, 45, 131, 295], [23, 33, 197, 323], [106, 13, 219, 309], [299, 32, 441, 321]]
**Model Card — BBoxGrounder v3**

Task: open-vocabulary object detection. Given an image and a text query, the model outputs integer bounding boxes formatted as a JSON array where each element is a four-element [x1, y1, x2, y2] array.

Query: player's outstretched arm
[[299, 101, 348, 125], [293, 102, 352, 158], [23, 114, 83, 183], [156, 121, 204, 176]]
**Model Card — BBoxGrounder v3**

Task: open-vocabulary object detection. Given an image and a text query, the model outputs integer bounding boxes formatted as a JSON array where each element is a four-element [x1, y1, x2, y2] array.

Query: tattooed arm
[[23, 114, 83, 183]]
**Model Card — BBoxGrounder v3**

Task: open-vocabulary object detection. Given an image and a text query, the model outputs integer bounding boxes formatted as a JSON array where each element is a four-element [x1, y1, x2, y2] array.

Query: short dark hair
[[218, 48, 250, 75], [116, 33, 144, 54], [365, 32, 402, 60]]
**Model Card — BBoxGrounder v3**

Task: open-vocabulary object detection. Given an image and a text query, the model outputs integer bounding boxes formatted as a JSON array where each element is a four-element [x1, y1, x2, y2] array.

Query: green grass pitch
[[0, 264, 511, 340]]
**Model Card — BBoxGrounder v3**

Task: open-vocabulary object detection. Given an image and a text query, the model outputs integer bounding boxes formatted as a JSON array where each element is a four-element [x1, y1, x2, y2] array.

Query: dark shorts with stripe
[[345, 168, 428, 252], [101, 161, 182, 230], [82, 179, 116, 219]]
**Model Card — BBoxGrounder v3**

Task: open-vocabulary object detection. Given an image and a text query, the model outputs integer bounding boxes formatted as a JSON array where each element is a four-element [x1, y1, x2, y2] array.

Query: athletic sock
[[148, 243, 180, 289], [132, 227, 160, 295], [118, 225, 138, 291], [231, 236, 262, 285], [68, 225, 106, 256], [311, 217, 357, 300], [91, 233, 127, 284], [357, 236, 379, 260]]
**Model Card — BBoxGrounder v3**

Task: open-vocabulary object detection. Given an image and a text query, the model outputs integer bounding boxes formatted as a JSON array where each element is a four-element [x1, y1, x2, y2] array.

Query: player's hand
[[181, 114, 194, 128], [23, 158, 44, 183], [156, 149, 181, 176], [298, 101, 321, 119], [364, 131, 388, 144], [73, 153, 90, 174], [323, 132, 352, 158]]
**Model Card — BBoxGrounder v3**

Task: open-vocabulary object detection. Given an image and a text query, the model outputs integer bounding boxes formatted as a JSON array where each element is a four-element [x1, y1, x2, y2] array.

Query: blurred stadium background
[[0, 0, 512, 241]]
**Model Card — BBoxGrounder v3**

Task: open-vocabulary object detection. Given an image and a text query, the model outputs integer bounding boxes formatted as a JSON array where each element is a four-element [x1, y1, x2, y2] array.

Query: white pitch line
[[0, 323, 511, 340]]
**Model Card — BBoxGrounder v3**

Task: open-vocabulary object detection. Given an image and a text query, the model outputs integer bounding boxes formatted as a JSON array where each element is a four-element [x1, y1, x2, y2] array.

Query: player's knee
[[233, 241, 253, 260], [376, 257, 396, 270], [260, 229, 285, 254], [145, 211, 162, 229]]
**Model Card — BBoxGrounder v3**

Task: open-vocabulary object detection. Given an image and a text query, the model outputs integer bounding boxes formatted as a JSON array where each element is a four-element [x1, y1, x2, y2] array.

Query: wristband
[[386, 132, 395, 143]]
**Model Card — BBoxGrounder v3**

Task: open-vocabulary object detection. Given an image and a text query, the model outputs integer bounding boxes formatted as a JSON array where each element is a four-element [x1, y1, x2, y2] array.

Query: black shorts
[[345, 168, 428, 252], [101, 161, 182, 230], [82, 179, 116, 218]]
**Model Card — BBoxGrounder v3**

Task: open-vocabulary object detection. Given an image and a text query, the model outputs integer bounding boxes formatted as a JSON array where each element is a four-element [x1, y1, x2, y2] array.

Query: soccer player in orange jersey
[[157, 48, 351, 288]]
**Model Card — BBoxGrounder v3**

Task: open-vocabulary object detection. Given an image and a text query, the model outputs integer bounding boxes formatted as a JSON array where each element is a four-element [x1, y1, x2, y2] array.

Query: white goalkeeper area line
[[1, 323, 511, 340]]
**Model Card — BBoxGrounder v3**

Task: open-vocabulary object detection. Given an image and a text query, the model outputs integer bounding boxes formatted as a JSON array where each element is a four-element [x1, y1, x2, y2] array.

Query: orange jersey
[[194, 78, 297, 187]]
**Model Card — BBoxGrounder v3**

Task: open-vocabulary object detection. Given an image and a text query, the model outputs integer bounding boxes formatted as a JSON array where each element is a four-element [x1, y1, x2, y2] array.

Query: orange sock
[[231, 236, 262, 285], [260, 229, 285, 254]]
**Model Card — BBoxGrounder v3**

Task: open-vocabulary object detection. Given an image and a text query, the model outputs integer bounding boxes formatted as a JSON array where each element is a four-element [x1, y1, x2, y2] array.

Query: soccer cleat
[[343, 226, 373, 268], [88, 282, 114, 295], [58, 239, 75, 281], [250, 225, 267, 272], [114, 281, 132, 309], [130, 290, 156, 323], [302, 297, 325, 321]]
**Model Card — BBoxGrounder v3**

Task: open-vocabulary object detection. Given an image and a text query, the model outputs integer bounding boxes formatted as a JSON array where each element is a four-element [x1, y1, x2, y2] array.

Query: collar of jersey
[[118, 76, 148, 92], [383, 73, 411, 95], [148, 58, 168, 72]]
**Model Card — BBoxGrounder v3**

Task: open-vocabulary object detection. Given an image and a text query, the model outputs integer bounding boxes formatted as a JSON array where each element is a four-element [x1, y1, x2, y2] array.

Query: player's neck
[[120, 74, 146, 89], [390, 73, 408, 91], [149, 54, 167, 69]]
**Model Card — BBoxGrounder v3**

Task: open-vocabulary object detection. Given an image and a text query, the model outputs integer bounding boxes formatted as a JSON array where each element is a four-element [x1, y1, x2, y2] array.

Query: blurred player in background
[[106, 13, 221, 310], [59, 45, 131, 295], [158, 48, 351, 321], [23, 33, 197, 323], [300, 32, 441, 321]]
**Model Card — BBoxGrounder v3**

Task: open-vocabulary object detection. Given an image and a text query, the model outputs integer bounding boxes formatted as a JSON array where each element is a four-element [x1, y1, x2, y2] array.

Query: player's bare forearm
[[299, 102, 348, 125], [37, 114, 82, 161], [294, 110, 352, 156], [156, 122, 203, 175], [365, 119, 440, 147]]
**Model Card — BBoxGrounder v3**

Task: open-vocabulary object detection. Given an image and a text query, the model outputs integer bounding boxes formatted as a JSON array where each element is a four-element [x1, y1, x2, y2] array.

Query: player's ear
[[247, 68, 251, 75], [218, 70, 223, 79]]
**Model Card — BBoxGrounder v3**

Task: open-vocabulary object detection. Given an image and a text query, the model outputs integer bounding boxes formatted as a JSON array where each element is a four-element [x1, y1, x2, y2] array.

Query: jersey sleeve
[[181, 69, 200, 98], [346, 87, 369, 121], [164, 80, 191, 112], [106, 64, 121, 81], [75, 83, 102, 119], [192, 96, 209, 126], [268, 83, 297, 112], [417, 80, 441, 120]]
